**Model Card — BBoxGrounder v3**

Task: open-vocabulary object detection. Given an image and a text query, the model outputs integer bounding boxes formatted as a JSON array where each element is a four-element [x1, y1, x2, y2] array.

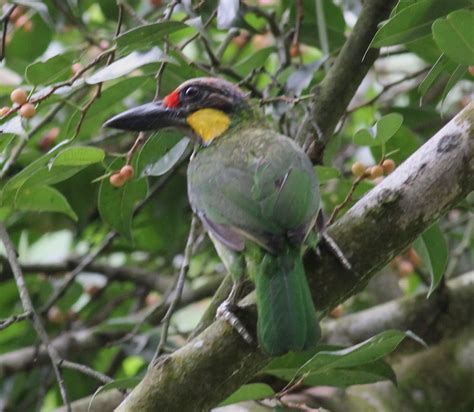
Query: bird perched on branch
[[104, 77, 349, 356]]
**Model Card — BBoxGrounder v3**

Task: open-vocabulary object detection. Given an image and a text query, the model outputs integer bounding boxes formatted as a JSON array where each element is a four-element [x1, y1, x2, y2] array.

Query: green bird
[[104, 77, 348, 356]]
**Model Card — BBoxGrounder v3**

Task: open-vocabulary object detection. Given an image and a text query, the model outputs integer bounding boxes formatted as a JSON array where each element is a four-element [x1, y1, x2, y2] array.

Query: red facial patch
[[163, 90, 180, 108]]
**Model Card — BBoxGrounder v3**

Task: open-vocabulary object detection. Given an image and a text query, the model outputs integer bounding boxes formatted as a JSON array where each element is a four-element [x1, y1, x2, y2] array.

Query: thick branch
[[306, 0, 397, 162], [114, 104, 473, 411], [323, 271, 474, 348]]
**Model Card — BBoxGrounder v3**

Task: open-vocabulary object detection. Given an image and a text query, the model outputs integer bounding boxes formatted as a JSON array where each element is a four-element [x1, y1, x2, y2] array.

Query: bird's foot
[[216, 299, 253, 344], [320, 232, 352, 271]]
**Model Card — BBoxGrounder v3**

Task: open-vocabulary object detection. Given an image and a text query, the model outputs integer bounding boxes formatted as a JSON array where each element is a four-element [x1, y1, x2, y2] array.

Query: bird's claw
[[216, 300, 253, 344], [320, 232, 352, 271]]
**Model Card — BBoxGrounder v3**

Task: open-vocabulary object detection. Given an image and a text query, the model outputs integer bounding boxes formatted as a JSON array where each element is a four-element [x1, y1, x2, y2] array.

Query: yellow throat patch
[[186, 109, 230, 144]]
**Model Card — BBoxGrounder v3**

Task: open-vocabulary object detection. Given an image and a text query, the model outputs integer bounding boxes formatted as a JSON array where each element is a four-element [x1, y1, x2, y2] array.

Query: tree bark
[[113, 103, 473, 411]]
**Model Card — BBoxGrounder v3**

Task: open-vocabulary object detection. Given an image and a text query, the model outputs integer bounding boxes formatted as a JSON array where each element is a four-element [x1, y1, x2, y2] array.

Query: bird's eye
[[184, 86, 200, 99]]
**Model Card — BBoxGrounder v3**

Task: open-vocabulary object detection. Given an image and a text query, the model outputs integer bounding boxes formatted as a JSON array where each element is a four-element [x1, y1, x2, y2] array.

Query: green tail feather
[[255, 247, 321, 356]]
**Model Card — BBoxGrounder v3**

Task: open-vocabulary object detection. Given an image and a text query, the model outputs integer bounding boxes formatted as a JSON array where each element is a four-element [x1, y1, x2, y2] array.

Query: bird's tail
[[254, 246, 320, 356]]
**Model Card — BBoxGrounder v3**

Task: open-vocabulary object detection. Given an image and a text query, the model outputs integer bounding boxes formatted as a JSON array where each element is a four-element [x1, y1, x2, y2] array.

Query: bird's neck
[[189, 103, 264, 147]]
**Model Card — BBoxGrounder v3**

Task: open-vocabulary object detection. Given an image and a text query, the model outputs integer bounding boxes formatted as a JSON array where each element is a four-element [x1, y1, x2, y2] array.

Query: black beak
[[103, 101, 187, 131]]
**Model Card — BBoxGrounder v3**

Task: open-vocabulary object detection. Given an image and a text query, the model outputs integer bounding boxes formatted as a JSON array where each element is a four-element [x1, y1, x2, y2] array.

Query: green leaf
[[298, 330, 406, 372], [371, 0, 471, 47], [218, 383, 274, 407], [302, 360, 397, 388], [419, 54, 450, 97], [13, 185, 77, 220], [116, 21, 189, 55], [441, 63, 467, 104], [315, 166, 340, 183], [86, 47, 174, 84], [137, 133, 189, 177], [98, 161, 148, 241], [234, 47, 275, 75], [375, 113, 404, 143], [353, 128, 376, 146], [432, 10, 474, 66], [25, 51, 75, 85], [413, 223, 448, 297], [354, 114, 403, 146], [51, 146, 105, 167]]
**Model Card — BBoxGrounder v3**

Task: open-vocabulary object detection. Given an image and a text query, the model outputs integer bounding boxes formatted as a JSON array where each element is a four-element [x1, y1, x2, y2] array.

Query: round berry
[[290, 43, 301, 58], [0, 106, 9, 117], [47, 306, 65, 324], [145, 292, 160, 307], [382, 159, 396, 174], [150, 0, 163, 6], [109, 173, 126, 188], [398, 260, 414, 278], [120, 165, 134, 180], [19, 103, 36, 119], [329, 305, 343, 318], [351, 161, 366, 177], [469, 66, 474, 76], [10, 88, 28, 105], [369, 165, 384, 179], [407, 248, 422, 268]]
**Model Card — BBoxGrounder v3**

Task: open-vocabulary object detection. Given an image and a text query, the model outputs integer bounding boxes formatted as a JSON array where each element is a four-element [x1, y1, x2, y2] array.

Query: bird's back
[[187, 126, 320, 253]]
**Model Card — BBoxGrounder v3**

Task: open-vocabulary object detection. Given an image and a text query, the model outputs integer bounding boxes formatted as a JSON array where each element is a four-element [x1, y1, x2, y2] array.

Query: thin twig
[[0, 311, 31, 331], [0, 4, 17, 61], [150, 215, 199, 364], [327, 175, 365, 225], [315, 0, 330, 72], [0, 223, 71, 411], [59, 359, 114, 384], [347, 67, 429, 113]]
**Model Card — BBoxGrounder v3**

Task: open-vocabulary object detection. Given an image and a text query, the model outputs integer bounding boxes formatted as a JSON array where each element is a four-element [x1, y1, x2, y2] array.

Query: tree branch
[[114, 103, 473, 411], [305, 0, 398, 163]]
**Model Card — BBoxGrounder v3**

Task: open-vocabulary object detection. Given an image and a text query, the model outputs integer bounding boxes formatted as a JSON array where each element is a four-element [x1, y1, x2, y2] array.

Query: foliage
[[0, 0, 472, 411]]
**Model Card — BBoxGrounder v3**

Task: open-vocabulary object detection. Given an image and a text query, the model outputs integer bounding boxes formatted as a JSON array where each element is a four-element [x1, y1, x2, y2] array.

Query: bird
[[104, 77, 348, 356]]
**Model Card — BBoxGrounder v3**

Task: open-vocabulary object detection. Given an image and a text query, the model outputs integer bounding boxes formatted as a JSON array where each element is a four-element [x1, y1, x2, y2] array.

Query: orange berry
[[145, 292, 160, 306], [252, 33, 272, 49], [71, 63, 82, 75], [0, 106, 9, 117], [19, 103, 36, 118], [150, 0, 163, 6], [10, 88, 28, 105], [38, 127, 60, 151], [109, 173, 126, 188], [369, 165, 384, 179], [351, 161, 366, 177], [232, 32, 248, 48], [14, 14, 28, 28], [85, 284, 101, 296], [48, 306, 65, 324], [22, 20, 32, 32], [469, 66, 474, 76], [382, 159, 396, 174], [407, 248, 422, 268], [10, 6, 24, 22], [119, 165, 134, 180], [329, 305, 343, 318], [398, 260, 414, 278], [290, 43, 301, 58]]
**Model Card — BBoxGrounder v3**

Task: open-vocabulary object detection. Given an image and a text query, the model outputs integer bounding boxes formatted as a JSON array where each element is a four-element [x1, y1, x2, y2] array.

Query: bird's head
[[104, 77, 253, 145]]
